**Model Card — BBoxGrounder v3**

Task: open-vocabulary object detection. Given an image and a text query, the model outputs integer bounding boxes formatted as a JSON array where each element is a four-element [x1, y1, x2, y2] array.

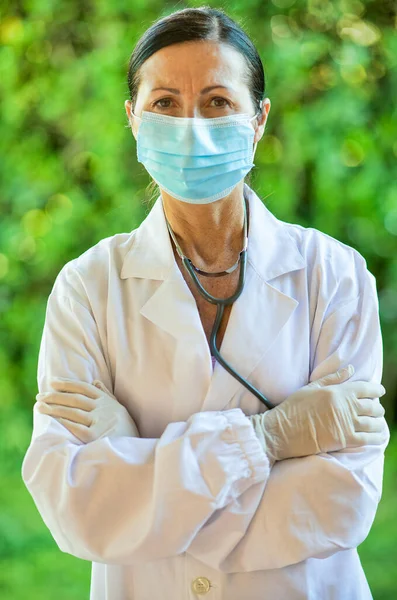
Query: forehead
[[139, 40, 247, 88]]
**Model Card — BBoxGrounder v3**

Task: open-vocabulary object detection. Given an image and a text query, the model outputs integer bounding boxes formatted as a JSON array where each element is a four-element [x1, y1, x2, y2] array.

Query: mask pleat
[[134, 111, 259, 203]]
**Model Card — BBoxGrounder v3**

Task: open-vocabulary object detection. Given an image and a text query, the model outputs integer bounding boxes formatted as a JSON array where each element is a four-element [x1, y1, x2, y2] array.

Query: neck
[[161, 182, 247, 269]]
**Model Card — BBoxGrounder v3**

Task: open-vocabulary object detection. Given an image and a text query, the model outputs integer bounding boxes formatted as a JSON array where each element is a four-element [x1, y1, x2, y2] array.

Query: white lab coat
[[21, 183, 389, 600]]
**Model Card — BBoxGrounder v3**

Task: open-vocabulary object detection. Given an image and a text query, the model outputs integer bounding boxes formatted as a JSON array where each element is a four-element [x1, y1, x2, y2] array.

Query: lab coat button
[[191, 576, 211, 595]]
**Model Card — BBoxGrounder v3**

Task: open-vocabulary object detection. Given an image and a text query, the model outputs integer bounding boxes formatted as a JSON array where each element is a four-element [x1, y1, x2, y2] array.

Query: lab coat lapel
[[201, 185, 306, 412], [120, 193, 213, 408], [200, 266, 300, 412], [120, 184, 306, 413]]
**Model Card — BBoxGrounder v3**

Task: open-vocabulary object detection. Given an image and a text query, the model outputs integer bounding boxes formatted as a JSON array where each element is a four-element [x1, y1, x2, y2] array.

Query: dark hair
[[126, 6, 266, 207]]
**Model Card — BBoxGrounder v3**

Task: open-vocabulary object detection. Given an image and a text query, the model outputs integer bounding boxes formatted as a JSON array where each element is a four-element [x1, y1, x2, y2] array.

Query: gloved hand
[[35, 377, 140, 443], [249, 364, 387, 466]]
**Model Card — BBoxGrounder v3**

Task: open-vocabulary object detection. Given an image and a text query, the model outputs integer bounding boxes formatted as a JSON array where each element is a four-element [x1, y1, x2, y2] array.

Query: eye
[[152, 97, 232, 110], [153, 98, 173, 109], [211, 97, 231, 108]]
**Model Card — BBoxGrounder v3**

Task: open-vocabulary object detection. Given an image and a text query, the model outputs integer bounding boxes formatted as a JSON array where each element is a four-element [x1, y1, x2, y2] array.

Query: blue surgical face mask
[[130, 105, 263, 204]]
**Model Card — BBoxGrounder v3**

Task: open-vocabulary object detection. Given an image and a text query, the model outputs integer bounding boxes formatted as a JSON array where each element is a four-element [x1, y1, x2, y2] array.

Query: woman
[[22, 7, 389, 600]]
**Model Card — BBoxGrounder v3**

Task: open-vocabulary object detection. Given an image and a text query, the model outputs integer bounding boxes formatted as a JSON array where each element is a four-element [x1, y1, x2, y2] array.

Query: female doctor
[[22, 6, 390, 600]]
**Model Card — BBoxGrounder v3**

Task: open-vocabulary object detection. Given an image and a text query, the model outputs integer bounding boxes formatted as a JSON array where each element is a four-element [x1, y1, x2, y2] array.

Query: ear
[[125, 99, 138, 140], [254, 98, 271, 145], [124, 99, 132, 121]]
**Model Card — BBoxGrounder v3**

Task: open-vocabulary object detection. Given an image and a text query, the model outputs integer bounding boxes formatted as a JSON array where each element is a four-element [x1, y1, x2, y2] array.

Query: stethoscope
[[163, 190, 275, 410]]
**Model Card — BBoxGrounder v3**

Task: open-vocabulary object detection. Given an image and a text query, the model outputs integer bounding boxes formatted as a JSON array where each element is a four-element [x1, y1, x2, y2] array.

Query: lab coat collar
[[120, 183, 305, 283], [120, 183, 306, 413]]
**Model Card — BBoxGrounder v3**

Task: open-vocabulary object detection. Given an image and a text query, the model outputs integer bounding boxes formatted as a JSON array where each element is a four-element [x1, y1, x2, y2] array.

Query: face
[[125, 40, 271, 147]]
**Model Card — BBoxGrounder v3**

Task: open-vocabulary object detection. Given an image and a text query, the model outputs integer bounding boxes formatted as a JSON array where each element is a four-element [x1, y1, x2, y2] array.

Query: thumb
[[93, 379, 106, 391], [308, 364, 355, 389], [93, 379, 116, 399]]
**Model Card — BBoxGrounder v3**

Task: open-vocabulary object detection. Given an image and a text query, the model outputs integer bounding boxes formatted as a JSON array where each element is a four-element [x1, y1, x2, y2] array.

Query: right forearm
[[22, 406, 270, 565]]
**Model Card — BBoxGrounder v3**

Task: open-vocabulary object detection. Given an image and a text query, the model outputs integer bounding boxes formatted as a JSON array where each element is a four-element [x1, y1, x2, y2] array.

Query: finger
[[49, 378, 101, 399], [309, 368, 352, 388], [93, 380, 107, 391], [339, 381, 386, 399], [93, 380, 116, 399], [355, 398, 385, 418], [309, 364, 357, 388], [37, 402, 93, 426], [354, 415, 386, 434], [57, 417, 91, 443], [36, 391, 96, 411], [348, 429, 389, 447]]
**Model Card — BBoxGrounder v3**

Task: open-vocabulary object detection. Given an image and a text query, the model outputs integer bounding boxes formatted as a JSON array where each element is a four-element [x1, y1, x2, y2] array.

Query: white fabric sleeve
[[186, 253, 390, 572], [21, 262, 271, 565]]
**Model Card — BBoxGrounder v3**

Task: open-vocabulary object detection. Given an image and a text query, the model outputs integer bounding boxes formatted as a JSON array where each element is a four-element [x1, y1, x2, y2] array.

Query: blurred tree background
[[1, 0, 396, 598]]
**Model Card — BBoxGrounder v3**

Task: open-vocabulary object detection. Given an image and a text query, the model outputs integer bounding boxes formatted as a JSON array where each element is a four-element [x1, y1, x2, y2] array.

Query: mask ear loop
[[251, 100, 265, 159], [125, 109, 141, 129], [131, 110, 141, 121], [251, 100, 264, 123]]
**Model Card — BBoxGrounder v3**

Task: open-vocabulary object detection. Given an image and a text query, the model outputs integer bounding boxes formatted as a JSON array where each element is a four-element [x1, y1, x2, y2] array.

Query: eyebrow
[[150, 85, 233, 95]]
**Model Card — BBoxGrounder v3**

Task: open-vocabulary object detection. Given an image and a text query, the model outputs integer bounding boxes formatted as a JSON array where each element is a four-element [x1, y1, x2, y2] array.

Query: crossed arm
[[22, 257, 389, 570]]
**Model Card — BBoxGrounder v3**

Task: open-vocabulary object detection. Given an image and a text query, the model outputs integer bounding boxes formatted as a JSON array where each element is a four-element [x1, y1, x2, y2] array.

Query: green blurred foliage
[[0, 0, 396, 597]]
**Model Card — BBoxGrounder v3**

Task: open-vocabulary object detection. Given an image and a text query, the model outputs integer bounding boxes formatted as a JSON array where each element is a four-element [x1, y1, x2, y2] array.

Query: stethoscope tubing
[[182, 251, 275, 410]]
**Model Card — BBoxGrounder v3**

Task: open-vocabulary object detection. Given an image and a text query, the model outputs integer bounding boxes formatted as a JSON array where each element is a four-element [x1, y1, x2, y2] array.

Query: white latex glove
[[249, 364, 387, 466], [35, 377, 140, 443]]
